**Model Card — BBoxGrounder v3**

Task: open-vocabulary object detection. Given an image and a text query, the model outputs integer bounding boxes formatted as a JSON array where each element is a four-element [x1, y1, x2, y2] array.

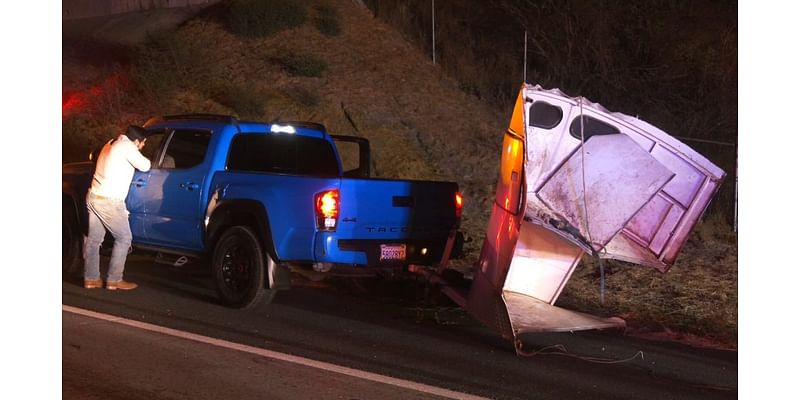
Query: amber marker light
[[455, 192, 463, 218]]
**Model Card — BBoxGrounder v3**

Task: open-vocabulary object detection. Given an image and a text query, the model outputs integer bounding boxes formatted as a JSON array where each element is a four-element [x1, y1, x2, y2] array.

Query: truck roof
[[143, 114, 329, 139]]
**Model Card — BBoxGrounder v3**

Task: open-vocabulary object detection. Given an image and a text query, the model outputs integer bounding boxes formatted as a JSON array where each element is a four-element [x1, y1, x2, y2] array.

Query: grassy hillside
[[62, 0, 736, 348]]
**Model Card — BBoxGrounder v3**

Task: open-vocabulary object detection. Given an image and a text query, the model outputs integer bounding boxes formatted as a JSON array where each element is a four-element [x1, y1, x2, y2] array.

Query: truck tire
[[62, 203, 82, 276], [212, 226, 276, 309]]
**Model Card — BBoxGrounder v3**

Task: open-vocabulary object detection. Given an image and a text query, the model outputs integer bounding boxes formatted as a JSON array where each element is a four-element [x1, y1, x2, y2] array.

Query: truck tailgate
[[315, 178, 460, 266]]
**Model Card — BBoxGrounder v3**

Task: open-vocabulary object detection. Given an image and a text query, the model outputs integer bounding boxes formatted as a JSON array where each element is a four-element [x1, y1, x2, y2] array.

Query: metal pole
[[432, 0, 436, 65], [523, 30, 528, 83], [734, 144, 738, 233]]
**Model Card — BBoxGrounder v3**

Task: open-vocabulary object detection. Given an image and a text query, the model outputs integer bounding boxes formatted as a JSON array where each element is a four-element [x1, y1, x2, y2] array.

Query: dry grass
[[62, 0, 737, 348], [560, 213, 738, 348]]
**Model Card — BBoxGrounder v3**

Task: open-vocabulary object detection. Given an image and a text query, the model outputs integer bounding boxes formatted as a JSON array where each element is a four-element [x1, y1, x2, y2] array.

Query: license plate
[[380, 244, 406, 261]]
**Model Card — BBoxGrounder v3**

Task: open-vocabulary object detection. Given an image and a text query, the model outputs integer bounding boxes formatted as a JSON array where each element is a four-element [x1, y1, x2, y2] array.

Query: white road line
[[63, 305, 488, 400]]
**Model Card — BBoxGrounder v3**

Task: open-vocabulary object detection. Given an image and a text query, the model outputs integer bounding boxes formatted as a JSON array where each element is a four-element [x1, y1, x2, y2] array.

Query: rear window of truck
[[227, 133, 340, 176]]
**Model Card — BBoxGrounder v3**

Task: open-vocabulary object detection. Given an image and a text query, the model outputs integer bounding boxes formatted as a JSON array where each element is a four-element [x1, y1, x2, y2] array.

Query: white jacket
[[90, 134, 151, 200]]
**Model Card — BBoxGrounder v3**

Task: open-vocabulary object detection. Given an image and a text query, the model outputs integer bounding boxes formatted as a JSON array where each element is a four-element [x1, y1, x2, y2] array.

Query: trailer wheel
[[62, 203, 82, 276], [212, 226, 276, 309]]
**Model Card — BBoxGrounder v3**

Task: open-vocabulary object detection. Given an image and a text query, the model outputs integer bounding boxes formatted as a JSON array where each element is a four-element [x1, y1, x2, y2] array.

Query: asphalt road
[[62, 255, 737, 399]]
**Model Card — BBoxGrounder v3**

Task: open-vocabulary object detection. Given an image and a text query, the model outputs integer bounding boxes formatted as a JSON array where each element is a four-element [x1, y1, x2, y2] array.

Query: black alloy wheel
[[212, 226, 275, 308]]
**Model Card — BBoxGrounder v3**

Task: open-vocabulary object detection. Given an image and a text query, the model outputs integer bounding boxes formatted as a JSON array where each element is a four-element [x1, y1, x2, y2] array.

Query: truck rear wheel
[[212, 226, 276, 309], [62, 203, 82, 276]]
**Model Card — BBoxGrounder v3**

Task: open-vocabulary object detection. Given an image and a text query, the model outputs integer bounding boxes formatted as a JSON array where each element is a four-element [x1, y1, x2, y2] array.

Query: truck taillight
[[455, 192, 463, 218], [315, 190, 339, 231]]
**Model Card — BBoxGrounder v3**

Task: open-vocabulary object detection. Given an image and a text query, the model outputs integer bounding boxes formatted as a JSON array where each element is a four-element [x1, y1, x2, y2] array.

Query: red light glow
[[317, 190, 339, 218], [63, 72, 128, 117]]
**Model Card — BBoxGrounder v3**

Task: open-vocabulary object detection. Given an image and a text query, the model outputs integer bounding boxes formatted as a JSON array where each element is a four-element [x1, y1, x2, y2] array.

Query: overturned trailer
[[435, 84, 726, 353]]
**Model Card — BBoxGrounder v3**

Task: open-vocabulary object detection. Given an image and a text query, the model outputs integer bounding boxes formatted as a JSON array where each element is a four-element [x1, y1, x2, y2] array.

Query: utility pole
[[431, 0, 436, 64], [523, 30, 527, 82], [734, 143, 738, 233]]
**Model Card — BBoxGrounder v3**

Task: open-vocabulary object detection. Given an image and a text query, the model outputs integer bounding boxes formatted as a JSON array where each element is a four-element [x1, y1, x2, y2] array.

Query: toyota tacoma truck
[[62, 114, 463, 308]]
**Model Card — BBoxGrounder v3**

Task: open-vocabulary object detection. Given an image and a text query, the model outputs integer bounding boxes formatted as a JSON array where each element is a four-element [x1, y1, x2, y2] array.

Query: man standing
[[84, 125, 151, 290]]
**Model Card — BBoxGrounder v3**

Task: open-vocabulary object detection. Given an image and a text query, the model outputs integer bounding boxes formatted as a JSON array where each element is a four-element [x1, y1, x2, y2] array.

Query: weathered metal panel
[[660, 178, 721, 265], [466, 203, 521, 341], [625, 194, 675, 243], [503, 291, 625, 334], [650, 145, 706, 208], [535, 134, 675, 251], [503, 221, 583, 304], [604, 233, 665, 270], [646, 199, 684, 256]]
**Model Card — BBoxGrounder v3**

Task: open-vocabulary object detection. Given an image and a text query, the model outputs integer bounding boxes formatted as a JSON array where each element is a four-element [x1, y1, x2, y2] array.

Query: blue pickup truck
[[62, 114, 463, 308]]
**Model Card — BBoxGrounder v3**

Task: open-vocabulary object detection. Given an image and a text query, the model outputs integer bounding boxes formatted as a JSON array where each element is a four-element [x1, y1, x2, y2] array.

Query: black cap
[[125, 125, 147, 142]]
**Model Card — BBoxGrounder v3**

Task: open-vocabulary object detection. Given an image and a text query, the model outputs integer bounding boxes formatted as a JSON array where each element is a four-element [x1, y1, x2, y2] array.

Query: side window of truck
[[227, 133, 339, 176], [141, 132, 167, 166], [162, 129, 212, 169]]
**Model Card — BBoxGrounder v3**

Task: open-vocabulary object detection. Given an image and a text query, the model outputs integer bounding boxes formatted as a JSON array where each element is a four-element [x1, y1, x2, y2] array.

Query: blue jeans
[[84, 192, 132, 282]]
